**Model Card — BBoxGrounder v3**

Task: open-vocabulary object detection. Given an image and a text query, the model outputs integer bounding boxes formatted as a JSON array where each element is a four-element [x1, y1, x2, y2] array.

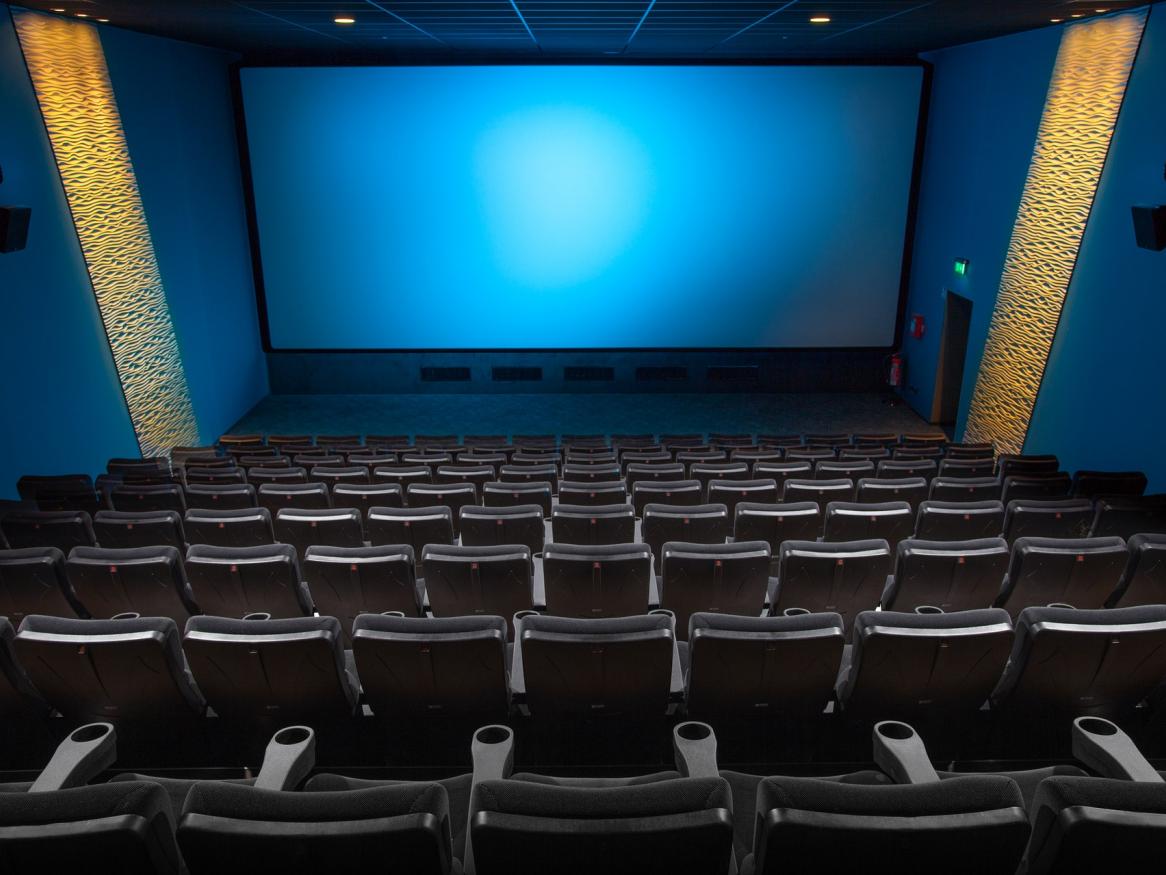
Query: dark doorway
[[931, 291, 973, 427]]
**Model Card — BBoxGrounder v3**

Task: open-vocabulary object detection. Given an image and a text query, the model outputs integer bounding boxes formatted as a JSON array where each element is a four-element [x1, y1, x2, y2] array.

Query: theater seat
[[996, 536, 1129, 615], [408, 483, 478, 536], [0, 510, 96, 553], [782, 478, 855, 513], [93, 510, 185, 550], [15, 614, 206, 721], [823, 500, 913, 548], [303, 544, 422, 640], [110, 484, 186, 514], [733, 502, 821, 570], [1002, 498, 1094, 543], [352, 613, 510, 722], [273, 506, 363, 557], [482, 480, 553, 517], [183, 483, 257, 511], [631, 479, 702, 518], [1090, 494, 1166, 539], [641, 503, 730, 562], [771, 540, 892, 631], [184, 543, 312, 618], [460, 504, 545, 555], [421, 544, 532, 634], [0, 547, 82, 623], [65, 546, 198, 626], [855, 476, 929, 511], [183, 506, 275, 548], [183, 615, 359, 720], [659, 541, 770, 637], [1107, 533, 1166, 607], [367, 505, 455, 580], [683, 611, 843, 724], [1071, 470, 1148, 500], [706, 479, 778, 521], [882, 537, 1009, 612], [542, 542, 653, 618], [929, 476, 1002, 502], [550, 503, 635, 546], [257, 482, 330, 514], [557, 479, 627, 508], [914, 499, 1004, 541]]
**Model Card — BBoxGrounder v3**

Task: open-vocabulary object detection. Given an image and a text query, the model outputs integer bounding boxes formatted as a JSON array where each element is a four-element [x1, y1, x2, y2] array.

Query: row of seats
[[3, 532, 1165, 636], [5, 711, 1165, 873], [5, 604, 1166, 732]]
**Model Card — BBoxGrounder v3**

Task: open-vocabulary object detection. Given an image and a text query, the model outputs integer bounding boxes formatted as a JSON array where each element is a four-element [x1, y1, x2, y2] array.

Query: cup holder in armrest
[[1047, 603, 1075, 610], [243, 612, 272, 621], [254, 725, 316, 792], [30, 722, 117, 793], [111, 612, 141, 621], [380, 611, 407, 618], [914, 605, 944, 615], [673, 722, 719, 779], [471, 724, 514, 784], [782, 608, 811, 617], [872, 721, 939, 785], [1072, 717, 1164, 783], [649, 609, 675, 622]]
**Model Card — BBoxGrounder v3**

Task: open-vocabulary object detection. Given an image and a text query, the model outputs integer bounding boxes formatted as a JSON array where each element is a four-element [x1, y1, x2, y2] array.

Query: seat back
[[998, 454, 1059, 477], [914, 500, 1004, 541], [14, 615, 204, 720], [460, 505, 545, 555], [782, 479, 855, 513], [883, 538, 1009, 612], [257, 483, 330, 515], [516, 614, 676, 720], [991, 605, 1166, 717], [641, 503, 730, 561], [303, 545, 420, 642], [66, 546, 195, 626], [734, 502, 822, 567], [660, 541, 770, 637], [110, 484, 185, 514], [352, 613, 509, 721], [839, 608, 1014, 722], [93, 510, 184, 550], [499, 464, 558, 494], [998, 537, 1129, 615], [938, 458, 996, 479], [371, 464, 432, 491], [877, 459, 938, 481], [929, 477, 1002, 502], [823, 501, 914, 548], [0, 781, 182, 875], [542, 542, 652, 618], [1090, 495, 1166, 539], [330, 483, 404, 522], [184, 615, 356, 720], [406, 484, 478, 536], [482, 481, 553, 517], [0, 547, 78, 623], [631, 480, 702, 518], [1109, 533, 1166, 607], [815, 461, 876, 482], [0, 510, 96, 553], [749, 775, 1029, 875], [1003, 499, 1094, 543], [685, 611, 843, 721], [470, 776, 734, 875], [178, 779, 454, 875], [856, 477, 929, 511], [551, 503, 635, 546], [773, 540, 892, 631], [183, 483, 257, 511], [1072, 470, 1148, 500], [706, 479, 778, 521], [184, 543, 308, 618], [1001, 473, 1072, 505], [183, 507, 274, 548], [273, 507, 363, 557], [421, 544, 532, 635], [557, 480, 628, 508], [367, 506, 455, 579]]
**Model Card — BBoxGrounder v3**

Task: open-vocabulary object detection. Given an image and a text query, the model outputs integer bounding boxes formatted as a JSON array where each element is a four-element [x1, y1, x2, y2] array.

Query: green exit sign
[[954, 258, 970, 276]]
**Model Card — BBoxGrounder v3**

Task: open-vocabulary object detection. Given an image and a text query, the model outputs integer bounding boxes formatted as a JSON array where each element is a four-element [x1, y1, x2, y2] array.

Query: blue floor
[[230, 392, 943, 440]]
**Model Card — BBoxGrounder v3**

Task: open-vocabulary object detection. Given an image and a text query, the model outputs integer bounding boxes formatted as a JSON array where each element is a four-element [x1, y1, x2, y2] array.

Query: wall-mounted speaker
[[1132, 205, 1166, 251], [0, 206, 31, 253]]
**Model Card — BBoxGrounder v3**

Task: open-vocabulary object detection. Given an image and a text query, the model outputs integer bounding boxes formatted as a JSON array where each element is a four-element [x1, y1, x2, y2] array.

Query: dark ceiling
[[13, 1, 1135, 62]]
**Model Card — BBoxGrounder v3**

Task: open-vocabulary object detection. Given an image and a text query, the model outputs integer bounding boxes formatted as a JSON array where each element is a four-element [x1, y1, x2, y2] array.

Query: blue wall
[[100, 24, 268, 445], [0, 7, 267, 498], [0, 7, 140, 497], [1026, 4, 1166, 490], [899, 23, 1063, 427]]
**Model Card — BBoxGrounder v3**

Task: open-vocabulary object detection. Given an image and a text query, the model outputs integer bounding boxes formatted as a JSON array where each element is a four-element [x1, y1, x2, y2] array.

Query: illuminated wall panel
[[14, 11, 198, 456], [964, 11, 1147, 453]]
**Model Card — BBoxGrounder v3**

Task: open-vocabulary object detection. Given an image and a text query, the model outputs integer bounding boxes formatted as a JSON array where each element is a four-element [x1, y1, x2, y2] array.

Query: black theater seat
[[631, 479, 702, 518], [551, 503, 635, 546], [1002, 498, 1094, 543], [183, 615, 359, 720], [15, 614, 206, 721], [659, 541, 770, 637], [752, 461, 813, 494], [707, 479, 778, 520], [329, 482, 404, 527], [93, 509, 184, 550], [990, 605, 1166, 719], [683, 611, 843, 724], [273, 506, 363, 557], [0, 509, 96, 553], [367, 505, 455, 579], [733, 502, 822, 569], [183, 483, 257, 510], [257, 482, 330, 514], [65, 546, 198, 626], [436, 464, 496, 493], [183, 506, 274, 548], [877, 459, 938, 481], [184, 543, 311, 618], [823, 500, 913, 548], [771, 539, 892, 630], [782, 477, 856, 513], [421, 544, 532, 634], [352, 613, 510, 722], [184, 466, 246, 486], [1071, 469, 1148, 500], [542, 542, 654, 617], [558, 479, 628, 507], [482, 480, 553, 516], [1108, 533, 1166, 607], [929, 476, 1002, 502], [1090, 494, 1166, 539], [996, 536, 1129, 615], [247, 466, 309, 486], [836, 608, 1014, 728], [882, 538, 1009, 612], [914, 499, 1005, 541], [1001, 472, 1072, 504], [856, 476, 929, 511], [407, 483, 478, 535], [308, 465, 368, 487], [0, 547, 80, 622], [937, 457, 995, 479], [110, 484, 185, 514], [625, 462, 686, 491], [499, 463, 558, 494], [641, 503, 729, 561], [460, 504, 545, 555], [997, 454, 1059, 477], [303, 544, 422, 640]]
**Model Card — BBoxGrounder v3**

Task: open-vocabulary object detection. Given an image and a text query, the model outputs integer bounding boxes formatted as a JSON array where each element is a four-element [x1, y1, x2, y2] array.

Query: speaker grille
[[636, 366, 687, 381], [420, 367, 471, 382], [708, 366, 760, 382], [565, 366, 615, 381], [492, 366, 542, 382]]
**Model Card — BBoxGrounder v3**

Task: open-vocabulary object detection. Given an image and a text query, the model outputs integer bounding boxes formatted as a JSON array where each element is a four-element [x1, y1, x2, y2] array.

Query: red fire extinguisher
[[888, 354, 904, 388]]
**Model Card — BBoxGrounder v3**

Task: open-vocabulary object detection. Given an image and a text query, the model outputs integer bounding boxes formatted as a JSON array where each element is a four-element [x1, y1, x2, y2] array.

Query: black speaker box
[[1132, 204, 1166, 251], [0, 206, 31, 253]]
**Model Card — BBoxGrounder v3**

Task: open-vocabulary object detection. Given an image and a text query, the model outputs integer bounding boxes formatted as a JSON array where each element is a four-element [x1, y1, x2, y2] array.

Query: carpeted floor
[[229, 392, 945, 440]]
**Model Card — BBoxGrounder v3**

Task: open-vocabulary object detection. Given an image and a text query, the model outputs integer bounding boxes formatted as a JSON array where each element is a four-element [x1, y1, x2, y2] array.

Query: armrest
[[30, 723, 117, 793], [509, 611, 539, 700], [872, 721, 939, 785], [253, 726, 317, 791], [466, 725, 515, 875], [673, 722, 719, 779], [1072, 717, 1164, 783], [649, 609, 685, 701]]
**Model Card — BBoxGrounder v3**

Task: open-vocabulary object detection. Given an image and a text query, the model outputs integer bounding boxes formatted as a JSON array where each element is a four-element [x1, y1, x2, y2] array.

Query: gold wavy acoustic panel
[[14, 11, 199, 456], [964, 11, 1146, 454]]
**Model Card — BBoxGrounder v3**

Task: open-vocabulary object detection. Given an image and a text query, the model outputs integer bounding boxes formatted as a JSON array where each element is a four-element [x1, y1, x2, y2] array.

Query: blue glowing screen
[[240, 65, 923, 349]]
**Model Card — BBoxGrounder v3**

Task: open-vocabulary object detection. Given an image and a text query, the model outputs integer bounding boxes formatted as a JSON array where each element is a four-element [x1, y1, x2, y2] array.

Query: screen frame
[[230, 58, 933, 354]]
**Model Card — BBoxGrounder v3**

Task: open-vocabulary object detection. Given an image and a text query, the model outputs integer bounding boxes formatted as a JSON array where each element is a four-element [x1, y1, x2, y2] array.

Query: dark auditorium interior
[[2, 0, 1166, 871]]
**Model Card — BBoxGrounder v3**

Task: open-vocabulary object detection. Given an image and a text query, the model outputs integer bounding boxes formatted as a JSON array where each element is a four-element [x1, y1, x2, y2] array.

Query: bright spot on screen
[[473, 105, 654, 289]]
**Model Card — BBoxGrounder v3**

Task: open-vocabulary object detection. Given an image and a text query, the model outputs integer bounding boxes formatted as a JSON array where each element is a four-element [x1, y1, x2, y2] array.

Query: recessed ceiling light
[[1050, 18, 1064, 23], [1070, 13, 1084, 17], [334, 16, 356, 25], [1095, 8, 1110, 12], [51, 7, 65, 11], [97, 18, 109, 22], [809, 16, 831, 24], [75, 12, 88, 17]]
